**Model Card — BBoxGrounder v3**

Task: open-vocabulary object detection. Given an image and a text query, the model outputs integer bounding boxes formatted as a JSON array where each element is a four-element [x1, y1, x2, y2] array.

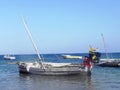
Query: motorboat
[[4, 55, 16, 60], [62, 55, 82, 59]]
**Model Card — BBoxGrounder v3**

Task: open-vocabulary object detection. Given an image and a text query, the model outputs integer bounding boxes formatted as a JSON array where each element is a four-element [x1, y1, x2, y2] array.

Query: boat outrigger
[[17, 17, 100, 76]]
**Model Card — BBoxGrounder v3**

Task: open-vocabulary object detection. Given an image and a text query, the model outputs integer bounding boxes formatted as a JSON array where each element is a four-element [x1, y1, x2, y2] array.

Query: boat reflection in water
[[19, 74, 95, 90]]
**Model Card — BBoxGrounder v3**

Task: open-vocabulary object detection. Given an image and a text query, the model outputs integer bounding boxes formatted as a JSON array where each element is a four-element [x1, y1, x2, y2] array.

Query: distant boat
[[4, 55, 16, 60], [97, 59, 120, 67], [17, 17, 93, 76], [62, 55, 82, 59], [97, 34, 120, 67]]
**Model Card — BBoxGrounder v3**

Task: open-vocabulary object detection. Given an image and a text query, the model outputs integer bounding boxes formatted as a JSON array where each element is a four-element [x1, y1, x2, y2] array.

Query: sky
[[0, 0, 120, 54]]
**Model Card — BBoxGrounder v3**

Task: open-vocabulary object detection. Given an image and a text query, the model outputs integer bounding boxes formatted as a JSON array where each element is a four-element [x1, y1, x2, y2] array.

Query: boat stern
[[17, 62, 30, 74]]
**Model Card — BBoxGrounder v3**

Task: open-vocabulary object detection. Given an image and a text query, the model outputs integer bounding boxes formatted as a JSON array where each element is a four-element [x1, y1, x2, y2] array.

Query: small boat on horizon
[[3, 55, 16, 60], [62, 55, 82, 59]]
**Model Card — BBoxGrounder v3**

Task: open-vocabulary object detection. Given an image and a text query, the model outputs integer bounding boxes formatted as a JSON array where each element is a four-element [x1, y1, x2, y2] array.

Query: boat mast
[[101, 33, 109, 59], [21, 16, 45, 69]]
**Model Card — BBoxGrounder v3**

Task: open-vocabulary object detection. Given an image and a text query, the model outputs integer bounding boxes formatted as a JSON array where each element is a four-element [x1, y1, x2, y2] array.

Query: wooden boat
[[95, 34, 120, 67], [18, 62, 91, 75], [17, 17, 92, 76], [97, 60, 120, 67]]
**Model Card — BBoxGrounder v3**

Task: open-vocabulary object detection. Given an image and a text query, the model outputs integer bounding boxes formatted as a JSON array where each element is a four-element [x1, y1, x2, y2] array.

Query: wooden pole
[[101, 33, 109, 59], [21, 16, 45, 69]]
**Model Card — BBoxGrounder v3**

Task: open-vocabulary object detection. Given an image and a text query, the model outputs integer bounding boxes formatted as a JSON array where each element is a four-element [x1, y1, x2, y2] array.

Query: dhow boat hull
[[18, 62, 91, 76]]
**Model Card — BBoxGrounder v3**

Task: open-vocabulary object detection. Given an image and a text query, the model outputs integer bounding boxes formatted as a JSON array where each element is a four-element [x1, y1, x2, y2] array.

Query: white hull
[[62, 55, 82, 59], [4, 55, 16, 60], [18, 62, 91, 75]]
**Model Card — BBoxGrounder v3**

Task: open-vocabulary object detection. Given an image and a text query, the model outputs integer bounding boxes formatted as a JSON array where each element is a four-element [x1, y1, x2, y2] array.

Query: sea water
[[0, 53, 120, 90]]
